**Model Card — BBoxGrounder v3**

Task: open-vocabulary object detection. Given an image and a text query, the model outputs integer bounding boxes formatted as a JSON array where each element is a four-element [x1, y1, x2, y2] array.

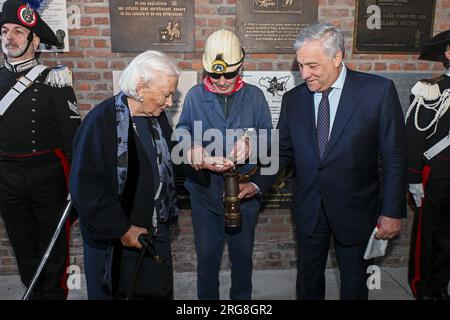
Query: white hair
[[294, 23, 345, 58], [119, 50, 180, 100]]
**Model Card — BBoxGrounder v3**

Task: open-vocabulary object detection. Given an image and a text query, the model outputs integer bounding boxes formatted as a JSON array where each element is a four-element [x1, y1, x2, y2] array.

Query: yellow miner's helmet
[[202, 29, 245, 75]]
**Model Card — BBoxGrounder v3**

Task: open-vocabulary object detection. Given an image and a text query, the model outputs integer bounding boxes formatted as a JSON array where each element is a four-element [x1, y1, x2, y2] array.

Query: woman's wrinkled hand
[[120, 225, 148, 249]]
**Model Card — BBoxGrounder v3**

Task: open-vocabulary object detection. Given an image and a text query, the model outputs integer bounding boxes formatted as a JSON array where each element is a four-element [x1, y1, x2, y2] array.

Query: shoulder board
[[411, 79, 441, 101], [44, 65, 73, 88]]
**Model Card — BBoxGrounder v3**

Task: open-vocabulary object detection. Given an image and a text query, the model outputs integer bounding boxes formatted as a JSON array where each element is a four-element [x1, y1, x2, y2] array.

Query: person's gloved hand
[[409, 183, 424, 207]]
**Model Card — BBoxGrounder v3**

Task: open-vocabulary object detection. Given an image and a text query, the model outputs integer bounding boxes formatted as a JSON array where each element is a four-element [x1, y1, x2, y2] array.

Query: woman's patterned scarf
[[114, 92, 178, 227]]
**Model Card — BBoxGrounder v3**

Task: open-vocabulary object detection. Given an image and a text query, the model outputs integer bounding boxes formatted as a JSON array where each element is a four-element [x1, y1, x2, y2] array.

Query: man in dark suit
[[239, 23, 407, 300]]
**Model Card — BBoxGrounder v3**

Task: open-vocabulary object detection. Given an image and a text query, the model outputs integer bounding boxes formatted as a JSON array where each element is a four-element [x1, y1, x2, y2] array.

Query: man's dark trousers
[[0, 154, 69, 299], [296, 204, 371, 300]]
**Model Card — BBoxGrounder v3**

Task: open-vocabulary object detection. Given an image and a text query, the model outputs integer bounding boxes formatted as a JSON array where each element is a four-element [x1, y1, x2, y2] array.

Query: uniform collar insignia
[[4, 58, 39, 73]]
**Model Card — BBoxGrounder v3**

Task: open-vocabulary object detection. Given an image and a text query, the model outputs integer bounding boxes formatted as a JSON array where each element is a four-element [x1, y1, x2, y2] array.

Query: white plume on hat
[[202, 29, 244, 74]]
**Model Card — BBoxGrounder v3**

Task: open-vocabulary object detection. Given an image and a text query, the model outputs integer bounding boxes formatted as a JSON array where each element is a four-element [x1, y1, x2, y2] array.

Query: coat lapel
[[202, 88, 226, 122], [287, 86, 319, 161], [227, 90, 242, 126], [298, 89, 319, 160], [325, 70, 361, 158]]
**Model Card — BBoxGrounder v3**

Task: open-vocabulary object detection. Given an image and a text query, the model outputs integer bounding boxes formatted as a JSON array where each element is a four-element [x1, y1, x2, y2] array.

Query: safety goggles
[[207, 70, 239, 80]]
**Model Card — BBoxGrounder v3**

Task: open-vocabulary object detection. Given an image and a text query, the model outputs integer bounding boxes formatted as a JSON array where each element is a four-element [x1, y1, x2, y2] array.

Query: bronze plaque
[[354, 0, 436, 53], [109, 0, 195, 53], [236, 0, 318, 53]]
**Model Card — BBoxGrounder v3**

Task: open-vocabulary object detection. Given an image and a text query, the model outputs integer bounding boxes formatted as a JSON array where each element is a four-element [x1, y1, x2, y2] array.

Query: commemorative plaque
[[109, 0, 195, 53], [236, 0, 318, 53], [353, 0, 436, 53]]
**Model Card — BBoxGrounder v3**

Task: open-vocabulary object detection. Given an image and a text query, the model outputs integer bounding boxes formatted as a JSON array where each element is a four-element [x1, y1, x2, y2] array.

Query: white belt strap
[[0, 64, 48, 116], [424, 134, 450, 160]]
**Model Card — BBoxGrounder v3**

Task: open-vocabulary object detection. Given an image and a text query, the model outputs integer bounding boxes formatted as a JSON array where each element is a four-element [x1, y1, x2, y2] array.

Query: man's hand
[[120, 225, 148, 249], [229, 138, 251, 164], [375, 216, 402, 240], [186, 145, 233, 172], [238, 182, 258, 199], [409, 183, 424, 207]]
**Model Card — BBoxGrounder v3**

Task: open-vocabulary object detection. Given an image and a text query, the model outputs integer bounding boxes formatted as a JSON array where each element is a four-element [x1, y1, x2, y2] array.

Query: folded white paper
[[364, 227, 388, 260]]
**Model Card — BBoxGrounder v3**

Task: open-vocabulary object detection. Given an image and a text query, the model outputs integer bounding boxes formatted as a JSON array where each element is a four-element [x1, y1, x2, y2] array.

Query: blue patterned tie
[[316, 87, 333, 160]]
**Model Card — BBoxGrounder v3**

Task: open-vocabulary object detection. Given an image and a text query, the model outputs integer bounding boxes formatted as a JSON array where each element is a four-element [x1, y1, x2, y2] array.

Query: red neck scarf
[[203, 75, 245, 96]]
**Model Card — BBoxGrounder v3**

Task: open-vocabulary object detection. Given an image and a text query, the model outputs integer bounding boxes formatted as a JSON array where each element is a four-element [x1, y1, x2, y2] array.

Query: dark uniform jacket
[[0, 62, 80, 160], [406, 74, 450, 184]]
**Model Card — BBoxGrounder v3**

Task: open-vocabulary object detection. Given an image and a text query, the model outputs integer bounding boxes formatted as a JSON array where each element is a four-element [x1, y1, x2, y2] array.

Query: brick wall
[[1, 0, 449, 275]]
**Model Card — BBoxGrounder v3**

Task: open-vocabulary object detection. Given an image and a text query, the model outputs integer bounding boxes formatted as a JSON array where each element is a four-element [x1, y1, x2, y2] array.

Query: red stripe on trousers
[[53, 148, 70, 192], [410, 165, 431, 297], [53, 149, 71, 298]]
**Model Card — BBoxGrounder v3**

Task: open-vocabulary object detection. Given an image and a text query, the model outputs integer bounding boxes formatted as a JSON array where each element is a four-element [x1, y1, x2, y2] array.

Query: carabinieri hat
[[0, 0, 61, 47], [418, 29, 450, 63]]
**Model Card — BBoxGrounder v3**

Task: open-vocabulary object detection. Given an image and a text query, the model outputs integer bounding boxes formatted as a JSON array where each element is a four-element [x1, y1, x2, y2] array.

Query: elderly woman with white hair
[[69, 50, 209, 300]]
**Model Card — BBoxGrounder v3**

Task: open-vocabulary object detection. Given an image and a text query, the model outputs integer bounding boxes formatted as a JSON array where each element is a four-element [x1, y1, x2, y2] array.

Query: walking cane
[[22, 195, 73, 300]]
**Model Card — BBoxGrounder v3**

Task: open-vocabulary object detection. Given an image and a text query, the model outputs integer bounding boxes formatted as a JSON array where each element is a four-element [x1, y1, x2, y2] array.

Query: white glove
[[409, 183, 424, 207]]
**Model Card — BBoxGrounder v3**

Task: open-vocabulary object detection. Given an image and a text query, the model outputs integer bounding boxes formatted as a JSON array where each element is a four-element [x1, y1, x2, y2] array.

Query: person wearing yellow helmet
[[176, 29, 273, 300]]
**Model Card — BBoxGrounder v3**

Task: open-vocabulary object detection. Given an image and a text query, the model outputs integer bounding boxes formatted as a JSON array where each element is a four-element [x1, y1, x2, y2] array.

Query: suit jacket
[[0, 65, 80, 159], [254, 69, 407, 245], [69, 96, 209, 247]]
